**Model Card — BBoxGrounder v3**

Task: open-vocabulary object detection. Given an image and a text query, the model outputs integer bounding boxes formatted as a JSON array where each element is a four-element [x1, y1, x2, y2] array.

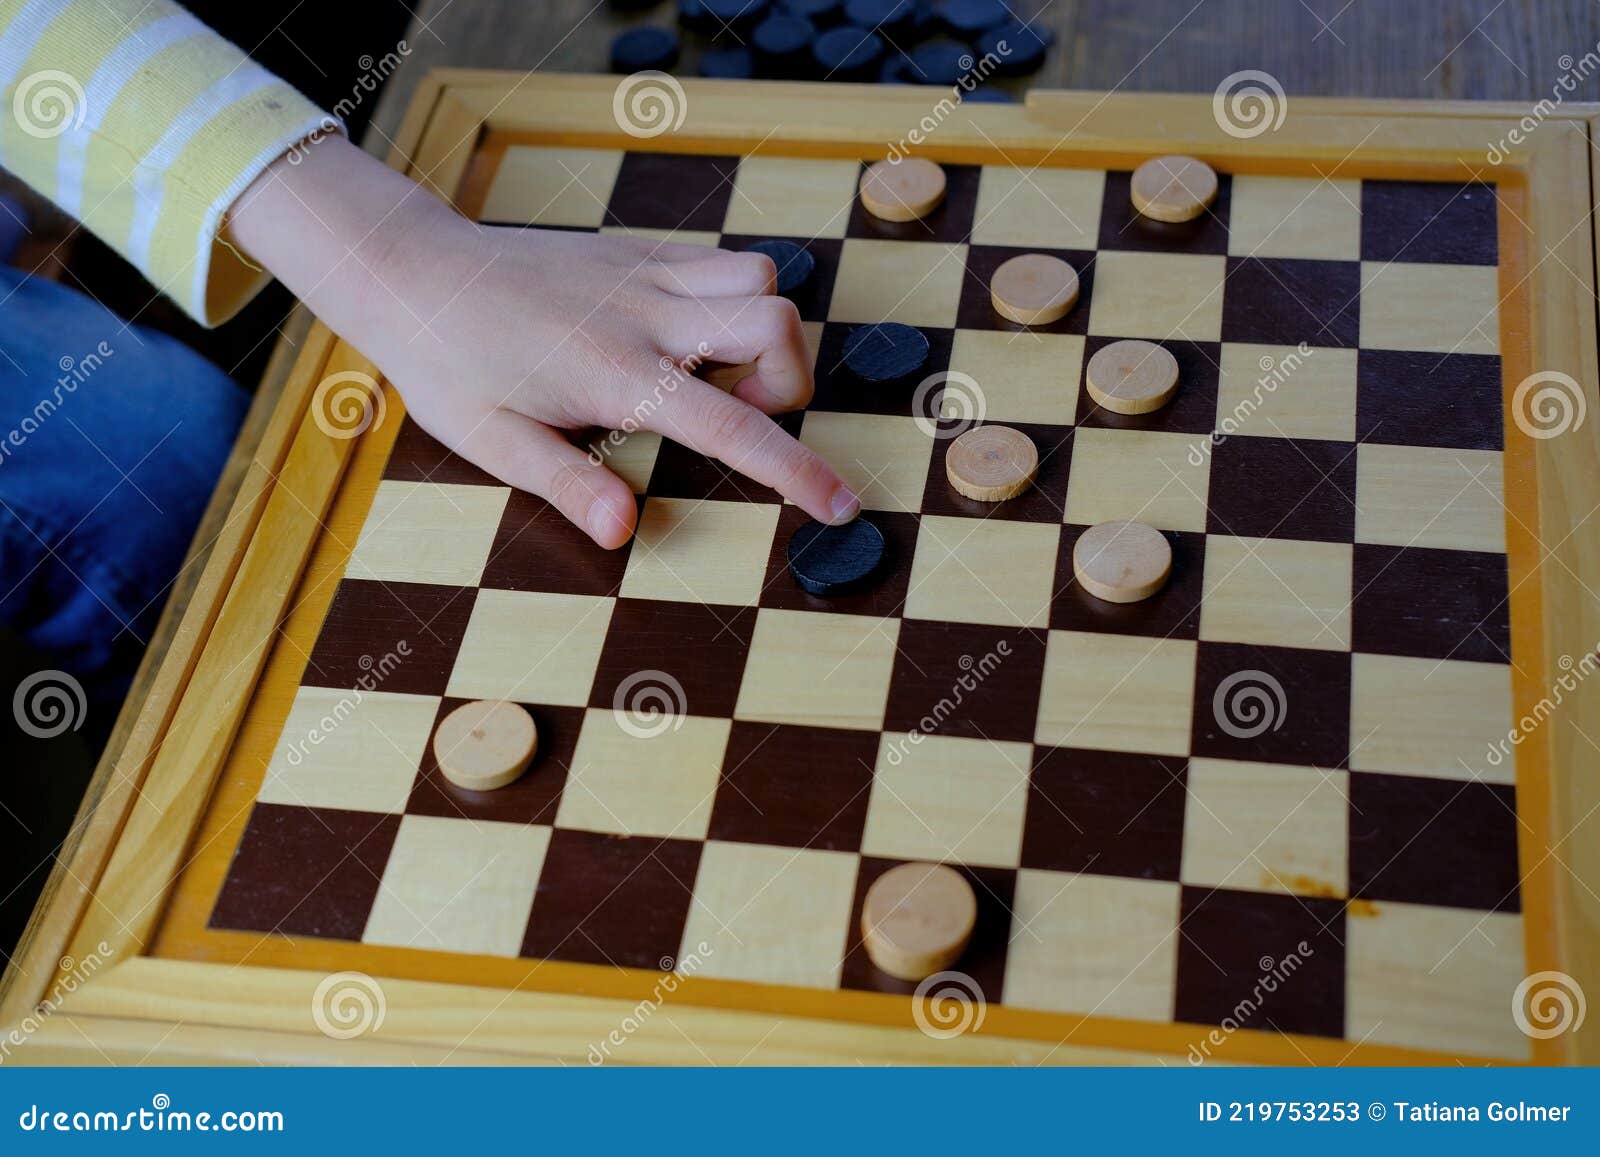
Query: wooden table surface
[[369, 0, 1600, 145]]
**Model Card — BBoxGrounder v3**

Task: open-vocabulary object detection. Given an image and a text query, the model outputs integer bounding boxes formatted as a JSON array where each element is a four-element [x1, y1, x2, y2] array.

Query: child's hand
[[229, 136, 860, 548]]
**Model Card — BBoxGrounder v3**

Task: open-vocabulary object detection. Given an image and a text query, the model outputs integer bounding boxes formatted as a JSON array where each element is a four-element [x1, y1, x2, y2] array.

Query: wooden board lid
[[1072, 520, 1173, 604], [946, 424, 1038, 502], [433, 700, 538, 792], [860, 157, 947, 222], [1130, 155, 1218, 223], [1085, 339, 1180, 415], [990, 252, 1080, 325], [861, 862, 977, 982]]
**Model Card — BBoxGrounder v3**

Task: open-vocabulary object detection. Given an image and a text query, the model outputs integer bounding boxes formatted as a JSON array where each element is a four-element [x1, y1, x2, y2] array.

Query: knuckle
[[544, 459, 592, 510], [773, 444, 834, 495], [702, 395, 759, 451], [737, 250, 778, 289], [756, 294, 802, 337]]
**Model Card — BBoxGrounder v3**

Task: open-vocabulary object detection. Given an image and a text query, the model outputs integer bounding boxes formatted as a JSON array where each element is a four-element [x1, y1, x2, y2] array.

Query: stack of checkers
[[783, 153, 1216, 615]]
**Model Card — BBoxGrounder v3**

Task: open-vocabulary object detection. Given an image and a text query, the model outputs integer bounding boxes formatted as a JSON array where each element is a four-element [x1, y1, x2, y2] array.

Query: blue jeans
[[0, 231, 248, 707]]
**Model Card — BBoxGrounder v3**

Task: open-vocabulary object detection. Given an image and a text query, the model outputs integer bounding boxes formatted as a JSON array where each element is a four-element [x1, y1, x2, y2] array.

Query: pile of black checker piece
[[610, 0, 1053, 93]]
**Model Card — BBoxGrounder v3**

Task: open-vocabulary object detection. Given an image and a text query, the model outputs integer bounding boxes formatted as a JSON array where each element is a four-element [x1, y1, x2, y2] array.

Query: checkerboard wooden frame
[[5, 73, 1600, 1066]]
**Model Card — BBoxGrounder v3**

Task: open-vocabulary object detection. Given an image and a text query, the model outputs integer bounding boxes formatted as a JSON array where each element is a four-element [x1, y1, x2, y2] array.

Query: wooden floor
[[371, 0, 1600, 143]]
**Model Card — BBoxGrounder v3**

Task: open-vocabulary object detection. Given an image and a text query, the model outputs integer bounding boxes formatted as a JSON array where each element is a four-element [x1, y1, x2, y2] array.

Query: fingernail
[[828, 485, 861, 524]]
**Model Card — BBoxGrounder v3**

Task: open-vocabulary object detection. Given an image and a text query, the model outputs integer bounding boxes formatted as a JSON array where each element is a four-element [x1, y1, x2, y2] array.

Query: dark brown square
[[1205, 435, 1357, 542], [1352, 545, 1510, 663], [1022, 746, 1188, 881], [605, 152, 740, 232], [479, 488, 634, 596], [1349, 772, 1521, 912], [708, 721, 877, 850], [760, 505, 919, 617], [1191, 641, 1351, 769], [406, 699, 581, 826], [302, 579, 476, 696], [840, 858, 1015, 1000], [590, 598, 757, 718], [646, 411, 803, 504], [1053, 525, 1205, 640], [717, 233, 842, 322], [210, 803, 399, 939], [1356, 349, 1504, 451], [1098, 169, 1232, 255], [883, 621, 1046, 744], [382, 416, 501, 486], [845, 161, 980, 243], [810, 322, 954, 414], [1175, 886, 1347, 1039], [1361, 180, 1498, 265], [921, 421, 1072, 523], [956, 244, 1097, 333], [1075, 337, 1221, 436], [520, 827, 702, 970], [1221, 256, 1361, 348]]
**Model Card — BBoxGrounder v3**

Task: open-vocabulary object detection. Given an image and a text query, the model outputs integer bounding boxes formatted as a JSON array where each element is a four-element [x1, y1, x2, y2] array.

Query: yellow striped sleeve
[[0, 0, 341, 325]]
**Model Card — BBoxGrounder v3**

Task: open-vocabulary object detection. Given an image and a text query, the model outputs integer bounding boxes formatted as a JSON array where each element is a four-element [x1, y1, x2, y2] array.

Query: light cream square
[[1347, 902, 1529, 1060], [905, 515, 1059, 628], [1355, 444, 1506, 552], [259, 687, 438, 814], [1036, 631, 1197, 755], [363, 815, 549, 957], [1064, 428, 1212, 532], [798, 411, 933, 512], [682, 841, 858, 988], [736, 609, 900, 730], [1227, 175, 1362, 260], [724, 155, 861, 238], [829, 238, 968, 327], [1088, 252, 1226, 342], [972, 165, 1105, 249], [1350, 654, 1515, 783], [948, 330, 1084, 425], [1216, 343, 1358, 442], [347, 480, 510, 587], [1181, 758, 1350, 898], [447, 590, 614, 705], [556, 708, 731, 839], [862, 733, 1032, 867], [1360, 262, 1500, 355], [1004, 870, 1180, 1022], [481, 146, 624, 228], [599, 226, 721, 248], [621, 497, 780, 606], [586, 429, 662, 494], [1200, 535, 1352, 651]]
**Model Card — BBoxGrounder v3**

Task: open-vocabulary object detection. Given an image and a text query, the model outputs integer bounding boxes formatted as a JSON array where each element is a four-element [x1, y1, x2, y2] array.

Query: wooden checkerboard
[[15, 76, 1598, 1067]]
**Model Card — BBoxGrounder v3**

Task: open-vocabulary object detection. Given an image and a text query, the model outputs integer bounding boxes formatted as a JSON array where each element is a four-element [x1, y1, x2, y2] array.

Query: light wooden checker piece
[[1130, 154, 1219, 223], [432, 699, 537, 791], [1085, 339, 1180, 415], [946, 424, 1038, 501], [859, 157, 947, 222], [990, 253, 1080, 325], [861, 861, 977, 981], [1072, 520, 1172, 603]]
